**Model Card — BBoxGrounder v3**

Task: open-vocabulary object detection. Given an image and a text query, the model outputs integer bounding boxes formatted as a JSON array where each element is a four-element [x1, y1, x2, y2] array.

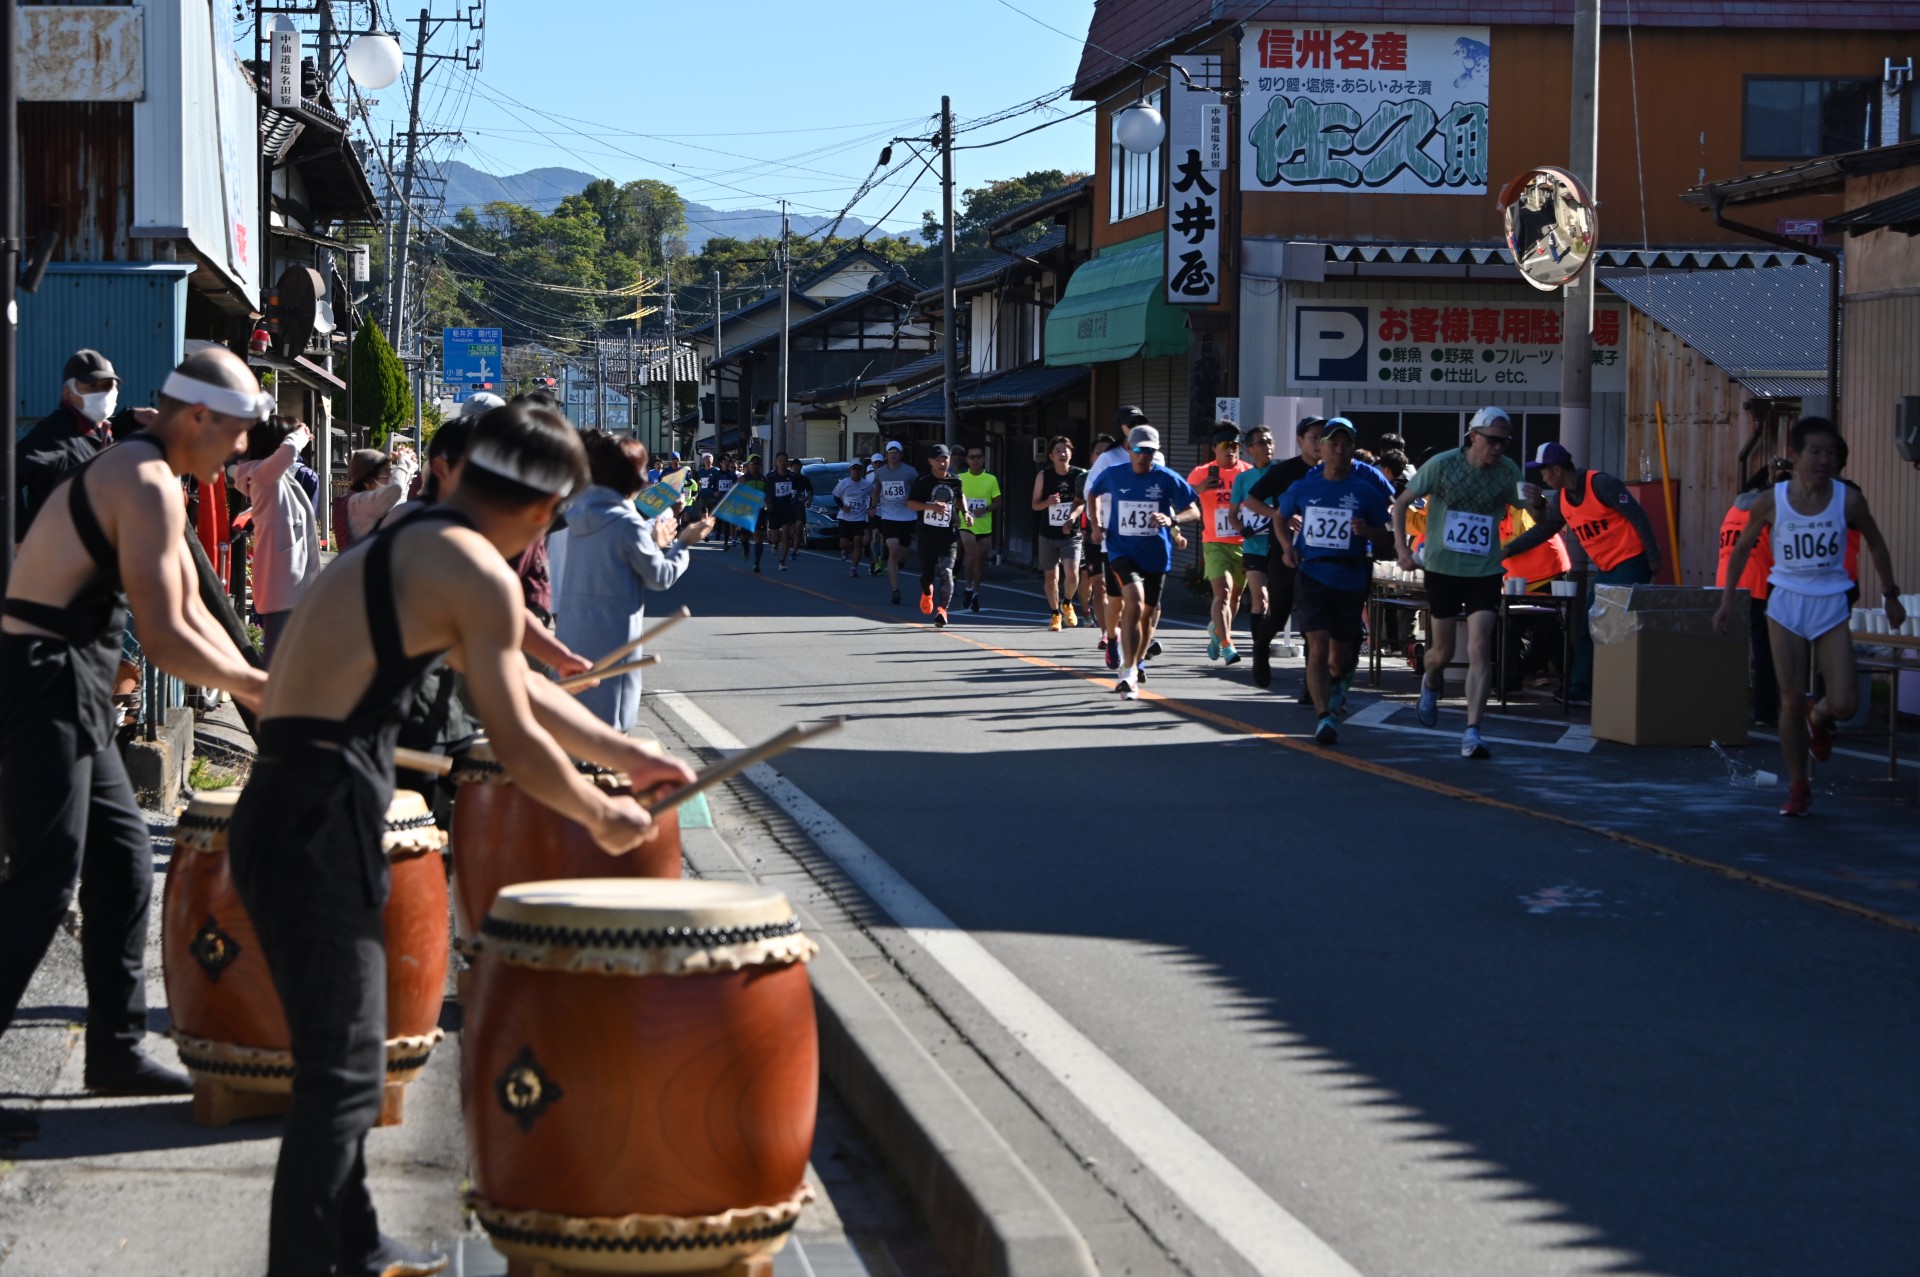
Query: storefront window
[[1108, 91, 1165, 222]]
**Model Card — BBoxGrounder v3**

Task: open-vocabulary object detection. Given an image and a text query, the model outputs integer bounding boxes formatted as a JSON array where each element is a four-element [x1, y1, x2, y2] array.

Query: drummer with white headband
[[0, 348, 274, 1144]]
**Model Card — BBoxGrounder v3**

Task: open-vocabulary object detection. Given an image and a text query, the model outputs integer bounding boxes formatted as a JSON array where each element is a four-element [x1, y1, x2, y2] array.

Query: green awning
[[1044, 232, 1189, 366]]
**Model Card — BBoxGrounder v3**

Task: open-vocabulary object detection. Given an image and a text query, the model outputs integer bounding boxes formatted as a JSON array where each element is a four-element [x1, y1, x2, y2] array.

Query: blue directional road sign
[[443, 327, 504, 389]]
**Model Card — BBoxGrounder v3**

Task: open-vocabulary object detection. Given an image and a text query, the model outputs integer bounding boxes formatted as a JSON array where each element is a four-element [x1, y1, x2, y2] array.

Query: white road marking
[[656, 690, 1366, 1277]]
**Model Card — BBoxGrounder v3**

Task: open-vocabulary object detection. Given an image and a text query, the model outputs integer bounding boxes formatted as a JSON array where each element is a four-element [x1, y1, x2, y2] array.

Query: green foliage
[[340, 323, 414, 448], [189, 755, 238, 791], [919, 169, 1088, 269]]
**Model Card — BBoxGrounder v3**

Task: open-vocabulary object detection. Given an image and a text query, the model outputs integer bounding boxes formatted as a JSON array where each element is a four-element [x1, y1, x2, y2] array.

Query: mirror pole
[[1560, 0, 1602, 478]]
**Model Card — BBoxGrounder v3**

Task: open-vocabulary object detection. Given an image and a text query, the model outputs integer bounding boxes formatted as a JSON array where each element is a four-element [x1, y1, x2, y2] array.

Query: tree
[[918, 169, 1089, 275], [340, 322, 414, 448]]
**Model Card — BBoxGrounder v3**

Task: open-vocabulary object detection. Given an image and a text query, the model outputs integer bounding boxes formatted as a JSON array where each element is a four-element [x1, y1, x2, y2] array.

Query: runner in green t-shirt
[[957, 448, 1001, 614], [1390, 407, 1526, 758]]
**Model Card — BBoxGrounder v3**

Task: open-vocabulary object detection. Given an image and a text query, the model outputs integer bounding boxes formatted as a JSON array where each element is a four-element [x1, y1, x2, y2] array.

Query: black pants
[[919, 535, 957, 607], [231, 761, 389, 1276], [0, 652, 152, 1064], [1265, 555, 1298, 633]]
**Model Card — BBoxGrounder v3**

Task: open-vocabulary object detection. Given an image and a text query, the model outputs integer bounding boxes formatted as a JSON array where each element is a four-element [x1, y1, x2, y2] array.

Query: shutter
[[1131, 356, 1200, 581]]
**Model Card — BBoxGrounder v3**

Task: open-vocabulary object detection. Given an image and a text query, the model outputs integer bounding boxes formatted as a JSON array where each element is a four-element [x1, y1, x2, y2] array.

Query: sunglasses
[[1473, 431, 1512, 447]]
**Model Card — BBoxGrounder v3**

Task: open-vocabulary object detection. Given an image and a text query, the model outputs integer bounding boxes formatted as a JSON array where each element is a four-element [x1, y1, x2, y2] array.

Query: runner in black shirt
[[1242, 416, 1324, 700], [905, 445, 967, 628]]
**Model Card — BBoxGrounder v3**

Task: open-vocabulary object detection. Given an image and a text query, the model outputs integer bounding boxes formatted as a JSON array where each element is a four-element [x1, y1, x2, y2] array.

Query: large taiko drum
[[449, 739, 682, 942], [162, 787, 451, 1127], [464, 879, 818, 1273]]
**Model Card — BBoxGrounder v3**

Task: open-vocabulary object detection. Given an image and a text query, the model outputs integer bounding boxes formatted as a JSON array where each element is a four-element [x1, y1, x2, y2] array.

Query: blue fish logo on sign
[[1293, 307, 1369, 383]]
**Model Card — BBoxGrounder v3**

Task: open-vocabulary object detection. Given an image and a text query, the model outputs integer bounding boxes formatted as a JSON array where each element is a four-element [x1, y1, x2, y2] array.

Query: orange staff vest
[[1562, 470, 1647, 571]]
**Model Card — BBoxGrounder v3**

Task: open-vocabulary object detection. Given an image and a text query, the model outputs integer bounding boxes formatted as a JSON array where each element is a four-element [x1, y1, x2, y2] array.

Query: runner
[[1077, 434, 1117, 644], [1229, 425, 1276, 686], [1188, 424, 1253, 665], [1084, 424, 1200, 699], [1242, 416, 1325, 700], [833, 459, 876, 578], [713, 457, 740, 551], [1030, 435, 1085, 632], [957, 446, 1001, 613], [872, 441, 918, 604], [1391, 407, 1525, 758], [866, 451, 888, 575], [691, 450, 720, 530], [1276, 418, 1392, 745], [782, 461, 815, 568], [1714, 417, 1904, 816], [764, 453, 800, 571], [1501, 440, 1663, 706], [905, 444, 967, 627], [1087, 414, 1158, 670], [736, 455, 770, 571]]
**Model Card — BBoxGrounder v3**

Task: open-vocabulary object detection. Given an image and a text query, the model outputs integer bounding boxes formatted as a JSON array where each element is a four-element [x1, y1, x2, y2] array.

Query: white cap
[[1468, 405, 1511, 432], [870, 451, 886, 463], [1127, 424, 1161, 451], [885, 440, 904, 453], [460, 392, 506, 419]]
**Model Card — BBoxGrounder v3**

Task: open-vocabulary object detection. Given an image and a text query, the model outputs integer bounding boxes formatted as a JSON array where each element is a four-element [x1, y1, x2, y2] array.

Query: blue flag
[[710, 482, 764, 532], [633, 468, 689, 518]]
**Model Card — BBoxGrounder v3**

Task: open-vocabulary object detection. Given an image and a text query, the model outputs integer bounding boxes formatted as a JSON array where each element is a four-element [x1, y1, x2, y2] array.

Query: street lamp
[[1113, 60, 1235, 155], [345, 31, 403, 89]]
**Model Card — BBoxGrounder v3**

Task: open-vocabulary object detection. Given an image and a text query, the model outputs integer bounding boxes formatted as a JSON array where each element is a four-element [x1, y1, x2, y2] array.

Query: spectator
[[234, 417, 322, 663], [13, 349, 129, 539], [336, 444, 418, 547], [555, 431, 712, 731]]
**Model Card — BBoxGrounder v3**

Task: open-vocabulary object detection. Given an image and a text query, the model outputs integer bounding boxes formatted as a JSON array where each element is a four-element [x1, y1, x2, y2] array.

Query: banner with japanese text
[[1286, 298, 1627, 394], [1166, 54, 1224, 304], [1242, 24, 1489, 196]]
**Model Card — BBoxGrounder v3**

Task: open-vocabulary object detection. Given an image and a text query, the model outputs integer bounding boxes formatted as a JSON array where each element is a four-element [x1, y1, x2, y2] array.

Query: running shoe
[[1115, 676, 1134, 697], [1103, 637, 1120, 671], [1136, 663, 1149, 685], [1122, 684, 1140, 701], [1461, 726, 1490, 760], [934, 608, 948, 628], [1805, 695, 1834, 762], [753, 563, 761, 574], [1062, 602, 1078, 628], [1779, 780, 1812, 817], [778, 560, 788, 572], [1207, 626, 1221, 661], [970, 592, 981, 614], [920, 587, 934, 615], [870, 558, 884, 576], [1049, 611, 1063, 632], [849, 564, 859, 578], [1146, 639, 1162, 660], [1329, 676, 1349, 716], [891, 589, 902, 605], [1222, 646, 1241, 666], [1315, 715, 1339, 746], [1417, 679, 1439, 727]]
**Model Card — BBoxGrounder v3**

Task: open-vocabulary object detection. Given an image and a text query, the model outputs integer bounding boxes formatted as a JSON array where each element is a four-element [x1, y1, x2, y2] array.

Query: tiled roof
[[1827, 186, 1920, 236], [706, 281, 922, 366], [986, 178, 1095, 239], [916, 229, 1071, 306], [876, 364, 1090, 426], [796, 349, 947, 405], [1074, 1, 1920, 95], [1599, 265, 1830, 399]]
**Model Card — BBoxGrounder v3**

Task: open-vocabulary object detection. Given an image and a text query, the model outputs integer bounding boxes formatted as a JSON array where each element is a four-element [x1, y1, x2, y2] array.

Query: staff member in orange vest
[[1718, 459, 1788, 725], [1500, 441, 1662, 706]]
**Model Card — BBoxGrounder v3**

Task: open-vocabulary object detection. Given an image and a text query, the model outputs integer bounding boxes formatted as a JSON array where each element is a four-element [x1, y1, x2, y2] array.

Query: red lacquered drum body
[[449, 739, 682, 941], [163, 788, 450, 1096], [464, 879, 817, 1273]]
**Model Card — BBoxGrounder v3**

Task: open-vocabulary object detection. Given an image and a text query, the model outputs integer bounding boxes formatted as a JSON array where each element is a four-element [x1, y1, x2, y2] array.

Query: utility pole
[[662, 233, 675, 457], [387, 10, 431, 351], [1, 0, 19, 583], [940, 95, 958, 444], [713, 269, 723, 449], [1559, 0, 1601, 472], [626, 325, 636, 440], [776, 201, 791, 460], [595, 334, 606, 430]]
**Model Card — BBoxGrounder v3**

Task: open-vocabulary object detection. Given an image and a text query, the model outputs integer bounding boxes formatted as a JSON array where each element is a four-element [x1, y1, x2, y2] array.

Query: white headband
[[465, 439, 577, 497], [162, 371, 274, 421]]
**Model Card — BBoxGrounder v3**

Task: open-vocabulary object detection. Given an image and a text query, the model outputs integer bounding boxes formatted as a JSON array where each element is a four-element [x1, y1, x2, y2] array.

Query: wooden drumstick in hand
[[556, 654, 660, 691], [641, 718, 844, 815], [583, 607, 691, 675]]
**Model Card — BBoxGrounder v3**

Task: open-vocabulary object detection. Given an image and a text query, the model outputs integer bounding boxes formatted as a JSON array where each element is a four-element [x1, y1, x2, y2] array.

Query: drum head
[[491, 878, 794, 935], [451, 738, 627, 790], [385, 788, 433, 827], [176, 788, 243, 851]]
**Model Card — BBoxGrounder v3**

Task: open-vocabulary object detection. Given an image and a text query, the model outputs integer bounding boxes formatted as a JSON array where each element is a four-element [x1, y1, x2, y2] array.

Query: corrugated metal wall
[[1840, 292, 1920, 601], [17, 264, 193, 424], [1117, 355, 1201, 579]]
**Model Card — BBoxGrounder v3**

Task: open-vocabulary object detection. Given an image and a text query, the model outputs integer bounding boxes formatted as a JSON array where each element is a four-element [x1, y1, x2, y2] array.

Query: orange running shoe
[[919, 587, 934, 615], [934, 607, 949, 629], [1805, 695, 1833, 762], [1779, 780, 1811, 817]]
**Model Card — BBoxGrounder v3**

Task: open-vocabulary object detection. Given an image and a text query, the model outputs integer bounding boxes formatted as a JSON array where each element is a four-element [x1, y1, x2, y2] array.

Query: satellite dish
[[1498, 166, 1597, 291], [274, 265, 327, 355]]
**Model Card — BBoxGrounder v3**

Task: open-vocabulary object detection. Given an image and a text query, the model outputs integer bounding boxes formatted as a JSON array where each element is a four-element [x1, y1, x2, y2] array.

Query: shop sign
[[1287, 298, 1627, 393], [1242, 24, 1489, 196], [1166, 54, 1223, 305]]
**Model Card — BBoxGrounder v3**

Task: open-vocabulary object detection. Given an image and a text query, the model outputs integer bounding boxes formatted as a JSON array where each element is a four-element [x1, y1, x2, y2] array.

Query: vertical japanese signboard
[[1166, 54, 1224, 305], [1242, 24, 1489, 196]]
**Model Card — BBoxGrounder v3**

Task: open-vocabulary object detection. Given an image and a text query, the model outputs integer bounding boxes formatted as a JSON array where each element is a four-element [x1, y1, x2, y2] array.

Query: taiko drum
[[162, 787, 450, 1102], [448, 738, 682, 942], [463, 879, 817, 1273]]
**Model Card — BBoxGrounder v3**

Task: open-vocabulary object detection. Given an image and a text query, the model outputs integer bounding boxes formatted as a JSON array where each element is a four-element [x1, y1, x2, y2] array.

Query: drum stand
[[505, 1259, 772, 1277], [190, 1078, 409, 1128]]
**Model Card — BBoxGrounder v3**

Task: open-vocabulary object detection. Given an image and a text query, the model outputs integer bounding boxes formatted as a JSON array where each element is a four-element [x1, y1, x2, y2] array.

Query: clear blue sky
[[358, 0, 1100, 237]]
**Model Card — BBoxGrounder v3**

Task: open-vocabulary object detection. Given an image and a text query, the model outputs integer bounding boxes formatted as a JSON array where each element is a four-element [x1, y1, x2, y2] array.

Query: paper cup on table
[[1852, 608, 1869, 632], [1551, 580, 1578, 598], [1505, 578, 1526, 595]]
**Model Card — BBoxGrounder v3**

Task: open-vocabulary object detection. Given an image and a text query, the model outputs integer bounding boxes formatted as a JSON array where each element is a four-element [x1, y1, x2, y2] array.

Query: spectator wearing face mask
[[13, 350, 127, 539], [233, 417, 322, 663]]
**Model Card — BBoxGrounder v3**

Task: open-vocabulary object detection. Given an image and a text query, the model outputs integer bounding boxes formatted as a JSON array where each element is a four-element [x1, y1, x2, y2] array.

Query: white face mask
[[71, 381, 117, 421]]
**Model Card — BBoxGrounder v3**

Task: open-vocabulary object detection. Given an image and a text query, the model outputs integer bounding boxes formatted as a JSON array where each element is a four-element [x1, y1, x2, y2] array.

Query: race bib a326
[[1303, 505, 1353, 550]]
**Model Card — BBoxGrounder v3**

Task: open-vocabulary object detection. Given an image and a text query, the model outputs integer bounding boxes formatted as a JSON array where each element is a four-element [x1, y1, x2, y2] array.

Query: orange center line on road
[[715, 559, 1920, 936]]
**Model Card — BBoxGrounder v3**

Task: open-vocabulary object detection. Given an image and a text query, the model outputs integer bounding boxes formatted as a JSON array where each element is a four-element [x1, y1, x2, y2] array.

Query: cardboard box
[[1589, 586, 1750, 747]]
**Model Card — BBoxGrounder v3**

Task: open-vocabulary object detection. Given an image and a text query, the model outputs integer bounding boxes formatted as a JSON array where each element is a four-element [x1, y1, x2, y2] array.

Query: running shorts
[[1037, 536, 1082, 575], [1202, 541, 1246, 587], [1766, 585, 1850, 642], [880, 518, 916, 546], [837, 518, 867, 538], [1292, 570, 1368, 644], [1082, 539, 1107, 573], [1105, 556, 1166, 609], [1425, 570, 1502, 620]]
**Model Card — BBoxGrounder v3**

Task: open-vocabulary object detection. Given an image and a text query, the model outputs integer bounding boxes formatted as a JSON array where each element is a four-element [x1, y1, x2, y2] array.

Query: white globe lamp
[[1114, 100, 1166, 155], [346, 33, 404, 89]]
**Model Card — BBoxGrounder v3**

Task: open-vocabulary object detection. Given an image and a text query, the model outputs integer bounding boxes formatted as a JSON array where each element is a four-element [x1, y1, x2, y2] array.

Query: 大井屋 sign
[[1242, 24, 1490, 196], [1286, 299, 1627, 393]]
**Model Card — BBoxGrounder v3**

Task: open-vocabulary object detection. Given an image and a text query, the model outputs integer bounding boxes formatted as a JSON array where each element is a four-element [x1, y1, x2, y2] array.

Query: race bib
[[1212, 504, 1236, 539], [923, 506, 951, 528], [1303, 505, 1353, 549], [966, 497, 988, 515], [716, 479, 735, 494], [1441, 508, 1495, 557], [1117, 500, 1157, 535], [882, 480, 906, 503], [843, 495, 868, 518], [1047, 502, 1075, 528], [773, 480, 793, 499]]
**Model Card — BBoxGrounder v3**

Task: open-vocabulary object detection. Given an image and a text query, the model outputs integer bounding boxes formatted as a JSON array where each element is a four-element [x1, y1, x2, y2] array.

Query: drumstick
[[393, 746, 455, 777], [642, 718, 845, 816], [585, 607, 691, 674], [555, 654, 660, 691]]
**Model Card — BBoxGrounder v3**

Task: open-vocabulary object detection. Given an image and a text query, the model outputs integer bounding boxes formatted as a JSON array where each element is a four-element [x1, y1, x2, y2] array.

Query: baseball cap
[[1209, 423, 1241, 446], [1468, 406, 1512, 433], [1117, 405, 1150, 428], [1527, 441, 1575, 470], [1321, 416, 1358, 439], [1295, 415, 1326, 437], [64, 349, 118, 385], [1127, 424, 1161, 452], [458, 391, 505, 419], [669, 451, 681, 460], [928, 443, 951, 458], [885, 440, 904, 453], [870, 451, 886, 463]]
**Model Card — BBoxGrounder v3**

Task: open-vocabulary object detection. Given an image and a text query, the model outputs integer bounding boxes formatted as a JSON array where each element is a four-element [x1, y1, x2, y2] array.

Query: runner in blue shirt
[[1277, 417, 1392, 744], [1083, 424, 1201, 699]]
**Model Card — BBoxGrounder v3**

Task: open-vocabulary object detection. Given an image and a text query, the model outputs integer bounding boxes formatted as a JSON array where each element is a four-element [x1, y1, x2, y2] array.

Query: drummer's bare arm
[[447, 556, 655, 853], [520, 615, 593, 678], [521, 674, 697, 791], [117, 469, 268, 707]]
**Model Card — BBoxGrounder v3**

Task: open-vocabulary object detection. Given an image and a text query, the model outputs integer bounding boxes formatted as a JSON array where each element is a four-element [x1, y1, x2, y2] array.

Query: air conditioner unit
[[1032, 437, 1051, 463], [1897, 396, 1920, 467]]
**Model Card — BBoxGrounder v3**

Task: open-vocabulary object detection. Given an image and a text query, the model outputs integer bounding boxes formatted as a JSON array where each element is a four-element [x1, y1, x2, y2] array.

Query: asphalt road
[[646, 541, 1920, 1277]]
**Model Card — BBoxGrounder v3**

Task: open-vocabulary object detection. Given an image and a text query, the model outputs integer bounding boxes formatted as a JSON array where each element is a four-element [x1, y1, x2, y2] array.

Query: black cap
[[1117, 405, 1149, 428], [1210, 423, 1241, 446], [928, 443, 952, 458], [1295, 415, 1326, 437], [64, 349, 118, 385]]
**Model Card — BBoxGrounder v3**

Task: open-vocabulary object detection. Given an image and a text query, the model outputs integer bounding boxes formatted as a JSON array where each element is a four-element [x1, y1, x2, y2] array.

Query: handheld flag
[[634, 467, 690, 519], [711, 481, 764, 532]]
